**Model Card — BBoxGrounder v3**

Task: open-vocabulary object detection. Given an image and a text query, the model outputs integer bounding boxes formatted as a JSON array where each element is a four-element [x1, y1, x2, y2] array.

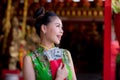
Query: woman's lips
[[57, 35, 61, 41]]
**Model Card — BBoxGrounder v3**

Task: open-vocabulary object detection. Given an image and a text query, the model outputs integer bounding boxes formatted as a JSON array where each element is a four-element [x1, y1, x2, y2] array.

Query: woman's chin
[[55, 41, 60, 45]]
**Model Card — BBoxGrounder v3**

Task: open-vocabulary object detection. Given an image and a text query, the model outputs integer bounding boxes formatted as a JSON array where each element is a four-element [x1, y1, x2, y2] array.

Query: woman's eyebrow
[[55, 23, 63, 27], [55, 23, 60, 25]]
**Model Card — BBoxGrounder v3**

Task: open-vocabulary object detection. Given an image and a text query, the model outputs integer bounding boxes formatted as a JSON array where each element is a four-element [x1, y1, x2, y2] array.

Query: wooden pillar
[[22, 0, 28, 38], [104, 0, 111, 80], [2, 0, 12, 54]]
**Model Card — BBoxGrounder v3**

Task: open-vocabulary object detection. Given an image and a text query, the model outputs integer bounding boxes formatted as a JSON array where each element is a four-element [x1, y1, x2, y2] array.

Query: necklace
[[39, 44, 54, 50]]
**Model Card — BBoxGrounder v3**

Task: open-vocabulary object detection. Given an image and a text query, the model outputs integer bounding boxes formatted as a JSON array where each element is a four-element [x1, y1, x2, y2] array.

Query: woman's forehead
[[50, 16, 62, 24]]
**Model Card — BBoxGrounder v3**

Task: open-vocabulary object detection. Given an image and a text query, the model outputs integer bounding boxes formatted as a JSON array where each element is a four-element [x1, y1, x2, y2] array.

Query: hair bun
[[33, 7, 45, 19]]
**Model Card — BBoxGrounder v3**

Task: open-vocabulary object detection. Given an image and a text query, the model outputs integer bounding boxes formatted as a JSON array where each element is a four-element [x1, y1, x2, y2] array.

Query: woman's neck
[[40, 38, 54, 50]]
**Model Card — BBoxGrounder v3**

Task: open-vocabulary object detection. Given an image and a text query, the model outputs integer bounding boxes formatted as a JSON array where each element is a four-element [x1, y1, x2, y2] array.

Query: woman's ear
[[41, 24, 47, 34]]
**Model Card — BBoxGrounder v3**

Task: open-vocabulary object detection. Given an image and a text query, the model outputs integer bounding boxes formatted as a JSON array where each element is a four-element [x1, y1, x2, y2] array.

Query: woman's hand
[[55, 63, 68, 80]]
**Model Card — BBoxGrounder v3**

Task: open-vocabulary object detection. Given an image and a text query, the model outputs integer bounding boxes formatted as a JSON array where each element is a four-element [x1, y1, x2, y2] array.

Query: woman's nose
[[60, 28, 64, 34]]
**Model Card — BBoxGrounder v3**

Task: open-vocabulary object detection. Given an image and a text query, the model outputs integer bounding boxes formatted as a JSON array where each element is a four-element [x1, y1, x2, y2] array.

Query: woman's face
[[45, 16, 63, 44]]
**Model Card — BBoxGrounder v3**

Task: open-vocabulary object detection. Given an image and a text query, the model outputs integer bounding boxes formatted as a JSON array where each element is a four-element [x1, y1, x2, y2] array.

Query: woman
[[23, 7, 77, 80]]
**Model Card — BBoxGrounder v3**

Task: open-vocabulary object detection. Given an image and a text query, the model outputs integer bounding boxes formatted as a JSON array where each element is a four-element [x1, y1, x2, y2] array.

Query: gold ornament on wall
[[56, 10, 60, 15], [93, 10, 98, 16], [99, 10, 103, 16], [67, 10, 70, 16], [61, 10, 65, 16], [88, 10, 92, 16], [72, 10, 76, 16], [77, 10, 81, 16], [83, 10, 87, 16]]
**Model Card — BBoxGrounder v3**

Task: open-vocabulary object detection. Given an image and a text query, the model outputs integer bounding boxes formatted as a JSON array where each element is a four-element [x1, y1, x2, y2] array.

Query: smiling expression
[[44, 16, 63, 44]]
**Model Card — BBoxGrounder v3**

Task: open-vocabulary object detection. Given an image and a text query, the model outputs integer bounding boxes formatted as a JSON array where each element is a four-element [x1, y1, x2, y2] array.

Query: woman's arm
[[66, 50, 77, 80], [23, 55, 35, 80]]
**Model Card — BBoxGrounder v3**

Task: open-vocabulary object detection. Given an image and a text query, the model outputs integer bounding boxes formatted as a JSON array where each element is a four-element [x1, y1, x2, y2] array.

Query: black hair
[[34, 7, 57, 37]]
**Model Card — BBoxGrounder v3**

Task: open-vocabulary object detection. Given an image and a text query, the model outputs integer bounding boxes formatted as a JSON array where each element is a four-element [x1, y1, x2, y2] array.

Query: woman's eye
[[56, 25, 60, 27]]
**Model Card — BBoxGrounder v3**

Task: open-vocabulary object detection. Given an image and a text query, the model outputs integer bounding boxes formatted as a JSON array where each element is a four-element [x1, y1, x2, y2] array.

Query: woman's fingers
[[60, 63, 68, 75], [56, 63, 68, 79], [58, 63, 63, 70], [63, 64, 68, 75]]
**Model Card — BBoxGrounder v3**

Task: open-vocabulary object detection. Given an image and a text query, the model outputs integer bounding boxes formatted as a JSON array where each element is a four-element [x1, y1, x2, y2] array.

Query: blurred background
[[0, 0, 104, 80]]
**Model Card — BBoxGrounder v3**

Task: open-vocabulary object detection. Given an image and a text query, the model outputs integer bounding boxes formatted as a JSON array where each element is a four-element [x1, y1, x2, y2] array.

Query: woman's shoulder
[[61, 48, 71, 55], [23, 54, 32, 63], [26, 48, 40, 56], [23, 50, 35, 60], [60, 48, 72, 59]]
